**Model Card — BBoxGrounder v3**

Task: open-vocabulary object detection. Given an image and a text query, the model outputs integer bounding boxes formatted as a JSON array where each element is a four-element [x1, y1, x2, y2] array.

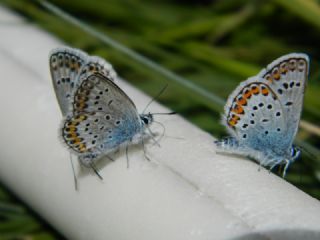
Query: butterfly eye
[[142, 117, 149, 124]]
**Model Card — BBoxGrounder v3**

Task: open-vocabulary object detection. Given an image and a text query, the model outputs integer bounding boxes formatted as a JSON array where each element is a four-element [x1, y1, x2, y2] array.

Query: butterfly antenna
[[142, 84, 168, 114], [141, 138, 151, 161], [70, 154, 78, 191], [152, 112, 177, 115], [90, 163, 103, 180]]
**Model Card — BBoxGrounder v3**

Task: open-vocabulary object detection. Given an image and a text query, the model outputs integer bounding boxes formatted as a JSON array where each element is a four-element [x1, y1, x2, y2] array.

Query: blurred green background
[[1, 0, 320, 239]]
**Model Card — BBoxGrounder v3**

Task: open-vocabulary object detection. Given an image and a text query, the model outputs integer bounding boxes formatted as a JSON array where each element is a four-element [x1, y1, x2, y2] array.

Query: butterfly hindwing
[[62, 73, 142, 156], [224, 80, 287, 154]]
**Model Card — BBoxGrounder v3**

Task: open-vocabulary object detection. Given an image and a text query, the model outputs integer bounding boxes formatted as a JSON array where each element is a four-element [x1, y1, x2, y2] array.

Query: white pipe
[[0, 6, 320, 240]]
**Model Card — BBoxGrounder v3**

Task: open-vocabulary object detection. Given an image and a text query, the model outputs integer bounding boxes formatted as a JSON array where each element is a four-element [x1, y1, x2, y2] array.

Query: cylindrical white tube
[[0, 6, 320, 240]]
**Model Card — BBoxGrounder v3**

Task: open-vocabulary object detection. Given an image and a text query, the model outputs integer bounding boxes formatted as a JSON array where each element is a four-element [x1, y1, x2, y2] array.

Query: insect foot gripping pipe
[[0, 6, 320, 240]]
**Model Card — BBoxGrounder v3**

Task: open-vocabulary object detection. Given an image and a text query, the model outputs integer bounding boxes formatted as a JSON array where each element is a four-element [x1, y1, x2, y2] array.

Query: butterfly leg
[[90, 162, 103, 180], [141, 138, 151, 162], [70, 153, 78, 190], [126, 144, 130, 168], [106, 155, 115, 162], [147, 127, 160, 147], [282, 159, 291, 178], [258, 164, 262, 172]]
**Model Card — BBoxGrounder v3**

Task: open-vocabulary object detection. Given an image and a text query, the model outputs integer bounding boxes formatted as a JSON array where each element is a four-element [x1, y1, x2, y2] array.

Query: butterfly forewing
[[258, 53, 309, 145], [50, 47, 88, 115], [50, 46, 117, 116]]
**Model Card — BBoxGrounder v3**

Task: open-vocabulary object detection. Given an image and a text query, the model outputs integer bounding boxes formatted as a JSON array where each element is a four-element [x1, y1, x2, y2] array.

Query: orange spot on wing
[[280, 62, 288, 74], [232, 105, 244, 114], [265, 74, 273, 83], [228, 114, 240, 127], [228, 120, 236, 127], [261, 87, 269, 96], [244, 90, 252, 99], [78, 143, 87, 153], [251, 86, 259, 95], [273, 71, 280, 81], [237, 97, 247, 106]]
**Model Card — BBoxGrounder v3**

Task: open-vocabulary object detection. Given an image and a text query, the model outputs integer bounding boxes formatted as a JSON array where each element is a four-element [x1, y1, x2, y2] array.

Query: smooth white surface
[[0, 6, 320, 240]]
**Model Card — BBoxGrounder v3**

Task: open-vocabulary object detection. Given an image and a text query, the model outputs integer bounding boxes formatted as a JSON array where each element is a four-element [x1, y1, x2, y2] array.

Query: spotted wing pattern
[[49, 46, 117, 116], [223, 53, 309, 155], [62, 73, 141, 155], [258, 53, 309, 146]]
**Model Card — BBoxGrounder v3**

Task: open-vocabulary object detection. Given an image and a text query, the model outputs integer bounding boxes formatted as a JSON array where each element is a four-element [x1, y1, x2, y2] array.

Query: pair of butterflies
[[50, 46, 309, 177]]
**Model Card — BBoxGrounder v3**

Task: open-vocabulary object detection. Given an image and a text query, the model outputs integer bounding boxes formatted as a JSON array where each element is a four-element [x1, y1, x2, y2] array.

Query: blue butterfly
[[50, 47, 156, 179], [215, 53, 309, 177]]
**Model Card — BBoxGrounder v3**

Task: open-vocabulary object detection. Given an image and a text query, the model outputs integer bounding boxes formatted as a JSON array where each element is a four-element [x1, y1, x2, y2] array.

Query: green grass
[[1, 0, 320, 238]]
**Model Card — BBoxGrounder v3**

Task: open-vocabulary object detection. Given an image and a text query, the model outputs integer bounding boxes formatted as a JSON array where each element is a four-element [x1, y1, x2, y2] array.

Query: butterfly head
[[140, 113, 154, 126]]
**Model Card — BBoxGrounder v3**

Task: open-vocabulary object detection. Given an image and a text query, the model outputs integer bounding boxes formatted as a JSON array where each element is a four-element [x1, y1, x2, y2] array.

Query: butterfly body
[[215, 53, 309, 176], [50, 47, 153, 168]]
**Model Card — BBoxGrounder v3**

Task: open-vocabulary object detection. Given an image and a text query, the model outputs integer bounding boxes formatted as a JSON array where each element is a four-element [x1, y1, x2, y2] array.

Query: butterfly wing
[[258, 53, 309, 146], [62, 73, 141, 155], [222, 53, 309, 159], [49, 46, 117, 116], [50, 47, 88, 115], [223, 79, 289, 154]]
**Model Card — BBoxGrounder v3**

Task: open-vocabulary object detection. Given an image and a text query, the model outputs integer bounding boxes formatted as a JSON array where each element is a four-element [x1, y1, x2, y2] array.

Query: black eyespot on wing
[[289, 82, 294, 88], [285, 102, 293, 106]]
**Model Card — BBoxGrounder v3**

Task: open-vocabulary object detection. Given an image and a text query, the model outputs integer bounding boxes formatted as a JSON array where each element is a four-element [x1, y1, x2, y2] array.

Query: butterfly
[[50, 46, 158, 178], [215, 53, 309, 177]]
